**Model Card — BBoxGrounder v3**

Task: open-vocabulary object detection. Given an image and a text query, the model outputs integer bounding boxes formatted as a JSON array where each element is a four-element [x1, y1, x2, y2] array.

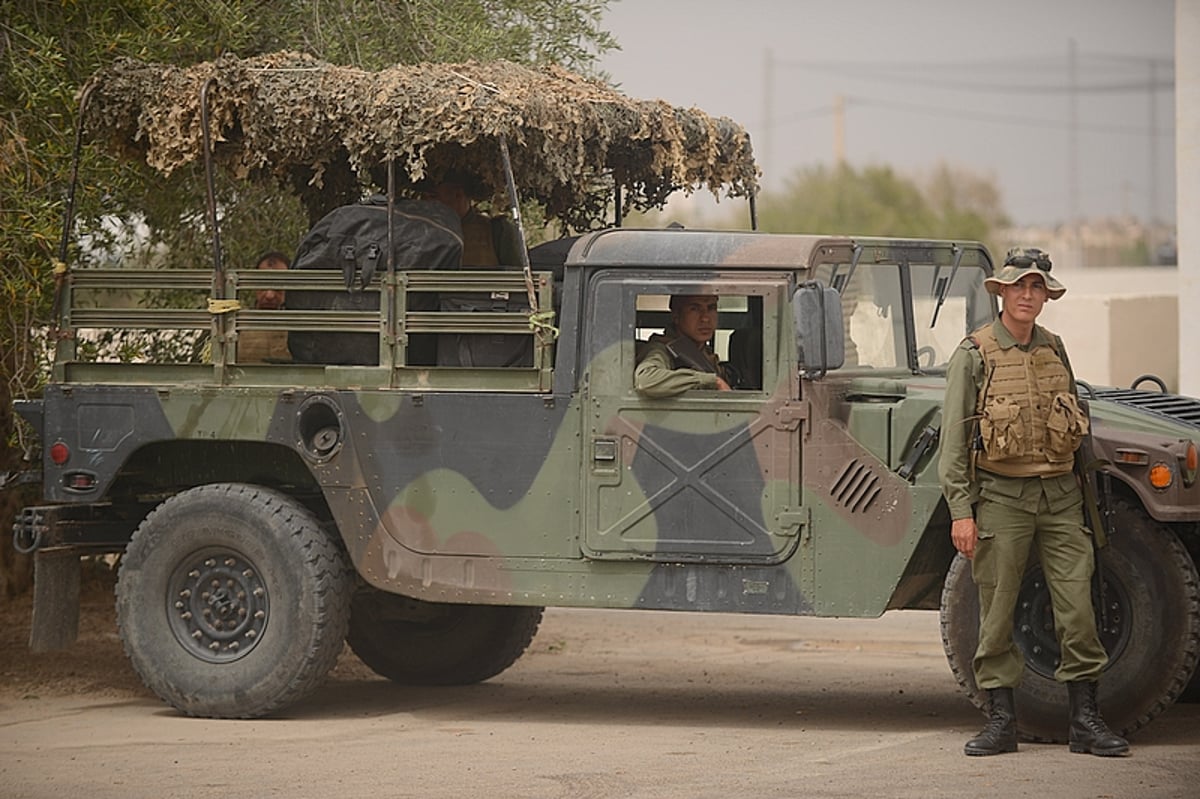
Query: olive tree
[[757, 161, 1009, 243]]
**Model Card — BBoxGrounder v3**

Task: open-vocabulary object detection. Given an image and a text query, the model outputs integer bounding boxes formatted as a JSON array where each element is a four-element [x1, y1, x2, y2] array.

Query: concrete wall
[[1034, 264, 1180, 391], [1039, 294, 1179, 391]]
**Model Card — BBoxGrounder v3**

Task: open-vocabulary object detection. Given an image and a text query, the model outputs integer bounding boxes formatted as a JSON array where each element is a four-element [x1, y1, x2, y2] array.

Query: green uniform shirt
[[634, 336, 721, 398], [938, 318, 1079, 521]]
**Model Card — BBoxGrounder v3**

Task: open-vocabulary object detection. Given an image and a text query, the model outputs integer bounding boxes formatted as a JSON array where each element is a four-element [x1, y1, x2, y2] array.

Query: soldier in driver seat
[[634, 293, 732, 397]]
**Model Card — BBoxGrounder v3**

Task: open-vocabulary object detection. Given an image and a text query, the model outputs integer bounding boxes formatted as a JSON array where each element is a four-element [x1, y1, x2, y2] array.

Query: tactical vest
[[460, 210, 500, 267], [971, 323, 1088, 478]]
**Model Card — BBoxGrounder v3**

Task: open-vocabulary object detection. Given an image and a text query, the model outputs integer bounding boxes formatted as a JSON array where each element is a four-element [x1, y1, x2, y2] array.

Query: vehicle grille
[[1092, 388, 1200, 430]]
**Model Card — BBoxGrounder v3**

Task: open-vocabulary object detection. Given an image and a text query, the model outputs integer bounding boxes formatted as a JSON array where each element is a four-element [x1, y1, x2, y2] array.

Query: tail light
[[49, 441, 70, 465]]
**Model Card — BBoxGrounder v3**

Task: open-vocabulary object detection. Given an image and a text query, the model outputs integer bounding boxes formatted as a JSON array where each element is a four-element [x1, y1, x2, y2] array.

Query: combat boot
[[1067, 681, 1130, 756], [964, 687, 1018, 756]]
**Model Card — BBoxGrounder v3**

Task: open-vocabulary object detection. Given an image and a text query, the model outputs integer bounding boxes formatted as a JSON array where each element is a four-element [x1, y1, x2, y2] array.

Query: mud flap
[[29, 549, 80, 652]]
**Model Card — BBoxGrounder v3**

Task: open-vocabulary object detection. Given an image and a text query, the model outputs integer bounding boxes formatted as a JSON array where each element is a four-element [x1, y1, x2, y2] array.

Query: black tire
[[1182, 666, 1200, 704], [940, 499, 1200, 742], [116, 483, 352, 718], [1181, 530, 1200, 704], [347, 586, 543, 685]]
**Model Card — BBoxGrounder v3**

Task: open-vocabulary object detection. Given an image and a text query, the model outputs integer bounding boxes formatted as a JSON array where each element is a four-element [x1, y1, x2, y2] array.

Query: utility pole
[[1149, 58, 1159, 226], [834, 94, 846, 165], [1068, 38, 1081, 266], [762, 49, 773, 187]]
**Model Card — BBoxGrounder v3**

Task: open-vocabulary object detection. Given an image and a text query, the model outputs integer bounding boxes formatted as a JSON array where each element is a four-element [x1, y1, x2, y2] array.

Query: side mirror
[[794, 281, 845, 377]]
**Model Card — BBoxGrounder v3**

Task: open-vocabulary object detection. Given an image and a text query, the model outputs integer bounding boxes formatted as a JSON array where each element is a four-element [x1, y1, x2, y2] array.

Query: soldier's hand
[[951, 517, 978, 559], [716, 377, 731, 391]]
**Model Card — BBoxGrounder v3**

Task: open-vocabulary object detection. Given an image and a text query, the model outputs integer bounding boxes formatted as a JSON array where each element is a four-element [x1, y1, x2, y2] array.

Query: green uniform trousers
[[972, 474, 1109, 688]]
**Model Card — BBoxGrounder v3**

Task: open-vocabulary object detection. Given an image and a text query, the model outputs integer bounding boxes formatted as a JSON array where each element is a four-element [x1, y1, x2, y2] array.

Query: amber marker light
[[1114, 448, 1149, 465], [1148, 461, 1174, 490], [1182, 441, 1198, 487]]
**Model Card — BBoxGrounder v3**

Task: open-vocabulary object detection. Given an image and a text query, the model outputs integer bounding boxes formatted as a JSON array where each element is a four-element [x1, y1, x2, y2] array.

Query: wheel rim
[[1013, 564, 1132, 680], [167, 547, 269, 663]]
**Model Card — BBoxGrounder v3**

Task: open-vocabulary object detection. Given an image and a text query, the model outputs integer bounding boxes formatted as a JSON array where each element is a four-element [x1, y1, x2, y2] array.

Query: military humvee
[[11, 56, 1200, 742]]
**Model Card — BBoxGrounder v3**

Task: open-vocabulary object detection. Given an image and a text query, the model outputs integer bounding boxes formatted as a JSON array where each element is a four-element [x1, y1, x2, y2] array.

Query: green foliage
[[1119, 238, 1151, 267], [259, 0, 617, 70], [757, 162, 1010, 243]]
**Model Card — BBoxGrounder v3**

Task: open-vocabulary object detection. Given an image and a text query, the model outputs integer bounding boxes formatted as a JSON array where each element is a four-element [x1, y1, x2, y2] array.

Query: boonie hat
[[985, 247, 1066, 300]]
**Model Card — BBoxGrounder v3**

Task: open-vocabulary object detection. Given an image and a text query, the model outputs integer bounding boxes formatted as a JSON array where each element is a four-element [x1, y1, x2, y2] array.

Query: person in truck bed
[[238, 251, 292, 363], [420, 171, 523, 268]]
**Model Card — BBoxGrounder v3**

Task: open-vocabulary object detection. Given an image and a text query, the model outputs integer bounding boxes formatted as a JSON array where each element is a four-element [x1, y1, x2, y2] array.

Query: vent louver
[[831, 459, 882, 513]]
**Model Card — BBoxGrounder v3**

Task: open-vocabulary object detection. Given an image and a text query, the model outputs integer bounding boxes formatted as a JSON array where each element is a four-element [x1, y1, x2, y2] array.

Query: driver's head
[[669, 294, 720, 347]]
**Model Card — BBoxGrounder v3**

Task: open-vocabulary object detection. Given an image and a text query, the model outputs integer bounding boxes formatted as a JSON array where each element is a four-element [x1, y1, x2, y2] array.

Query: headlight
[[1182, 440, 1198, 488]]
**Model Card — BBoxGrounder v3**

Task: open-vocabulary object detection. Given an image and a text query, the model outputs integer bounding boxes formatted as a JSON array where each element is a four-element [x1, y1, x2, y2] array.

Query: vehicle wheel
[[1181, 533, 1200, 704], [347, 586, 543, 685], [1182, 667, 1200, 703], [940, 499, 1200, 742], [116, 483, 351, 718]]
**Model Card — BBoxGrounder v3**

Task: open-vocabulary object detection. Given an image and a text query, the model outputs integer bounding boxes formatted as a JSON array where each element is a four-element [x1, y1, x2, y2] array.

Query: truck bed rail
[[55, 267, 555, 391]]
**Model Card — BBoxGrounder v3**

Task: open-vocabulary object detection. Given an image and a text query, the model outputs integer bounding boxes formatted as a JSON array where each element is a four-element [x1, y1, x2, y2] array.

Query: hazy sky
[[598, 0, 1175, 227]]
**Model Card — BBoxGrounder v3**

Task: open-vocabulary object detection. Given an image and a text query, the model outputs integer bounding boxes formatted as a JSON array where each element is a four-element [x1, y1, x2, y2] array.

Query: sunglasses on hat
[[1003, 248, 1052, 272]]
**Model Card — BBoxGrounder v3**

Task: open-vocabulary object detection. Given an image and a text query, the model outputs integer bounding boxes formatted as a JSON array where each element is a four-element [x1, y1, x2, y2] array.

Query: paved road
[[1, 608, 1196, 799]]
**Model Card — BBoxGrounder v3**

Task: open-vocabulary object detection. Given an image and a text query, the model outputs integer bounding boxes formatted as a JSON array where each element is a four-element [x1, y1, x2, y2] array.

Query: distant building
[[999, 217, 1175, 268]]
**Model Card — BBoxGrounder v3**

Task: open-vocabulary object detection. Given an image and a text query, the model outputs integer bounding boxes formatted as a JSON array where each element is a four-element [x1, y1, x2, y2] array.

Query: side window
[[815, 264, 905, 369], [633, 293, 763, 391]]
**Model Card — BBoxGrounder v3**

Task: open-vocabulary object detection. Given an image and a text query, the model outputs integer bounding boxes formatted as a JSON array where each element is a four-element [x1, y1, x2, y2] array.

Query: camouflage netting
[[81, 52, 759, 229]]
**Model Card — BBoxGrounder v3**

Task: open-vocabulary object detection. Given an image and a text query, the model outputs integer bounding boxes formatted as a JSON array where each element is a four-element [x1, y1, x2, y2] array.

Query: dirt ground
[[1, 573, 1197, 799]]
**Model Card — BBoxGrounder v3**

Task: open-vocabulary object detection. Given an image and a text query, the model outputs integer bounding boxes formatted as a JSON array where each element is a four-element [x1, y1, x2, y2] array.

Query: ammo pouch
[[1046, 391, 1089, 461], [979, 395, 1024, 460]]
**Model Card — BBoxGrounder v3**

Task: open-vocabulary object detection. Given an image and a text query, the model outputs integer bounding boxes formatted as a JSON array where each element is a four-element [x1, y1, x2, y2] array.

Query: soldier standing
[[938, 247, 1129, 758]]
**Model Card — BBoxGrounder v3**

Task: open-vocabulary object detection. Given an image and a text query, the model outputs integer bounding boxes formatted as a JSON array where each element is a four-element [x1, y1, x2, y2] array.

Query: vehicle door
[[582, 272, 805, 564]]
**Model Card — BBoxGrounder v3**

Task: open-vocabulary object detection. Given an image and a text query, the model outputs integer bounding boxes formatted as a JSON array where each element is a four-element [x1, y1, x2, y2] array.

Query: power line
[[770, 96, 1173, 137], [772, 59, 1173, 94], [760, 48, 1173, 223], [775, 53, 1172, 72], [770, 105, 839, 127], [774, 52, 1174, 94]]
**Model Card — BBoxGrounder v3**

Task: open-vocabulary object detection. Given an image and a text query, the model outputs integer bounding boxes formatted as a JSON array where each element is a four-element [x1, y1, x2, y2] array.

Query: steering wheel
[[916, 345, 937, 369]]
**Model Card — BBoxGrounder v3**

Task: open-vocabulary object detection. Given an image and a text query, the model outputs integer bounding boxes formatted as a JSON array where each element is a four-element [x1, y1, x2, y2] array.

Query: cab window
[[634, 293, 763, 390]]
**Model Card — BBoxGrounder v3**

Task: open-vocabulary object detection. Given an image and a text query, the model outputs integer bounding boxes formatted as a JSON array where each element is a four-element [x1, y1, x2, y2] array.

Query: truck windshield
[[812, 259, 993, 372]]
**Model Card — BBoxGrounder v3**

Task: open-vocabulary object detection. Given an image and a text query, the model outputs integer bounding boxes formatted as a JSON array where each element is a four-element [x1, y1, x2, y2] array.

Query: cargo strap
[[528, 309, 559, 340]]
